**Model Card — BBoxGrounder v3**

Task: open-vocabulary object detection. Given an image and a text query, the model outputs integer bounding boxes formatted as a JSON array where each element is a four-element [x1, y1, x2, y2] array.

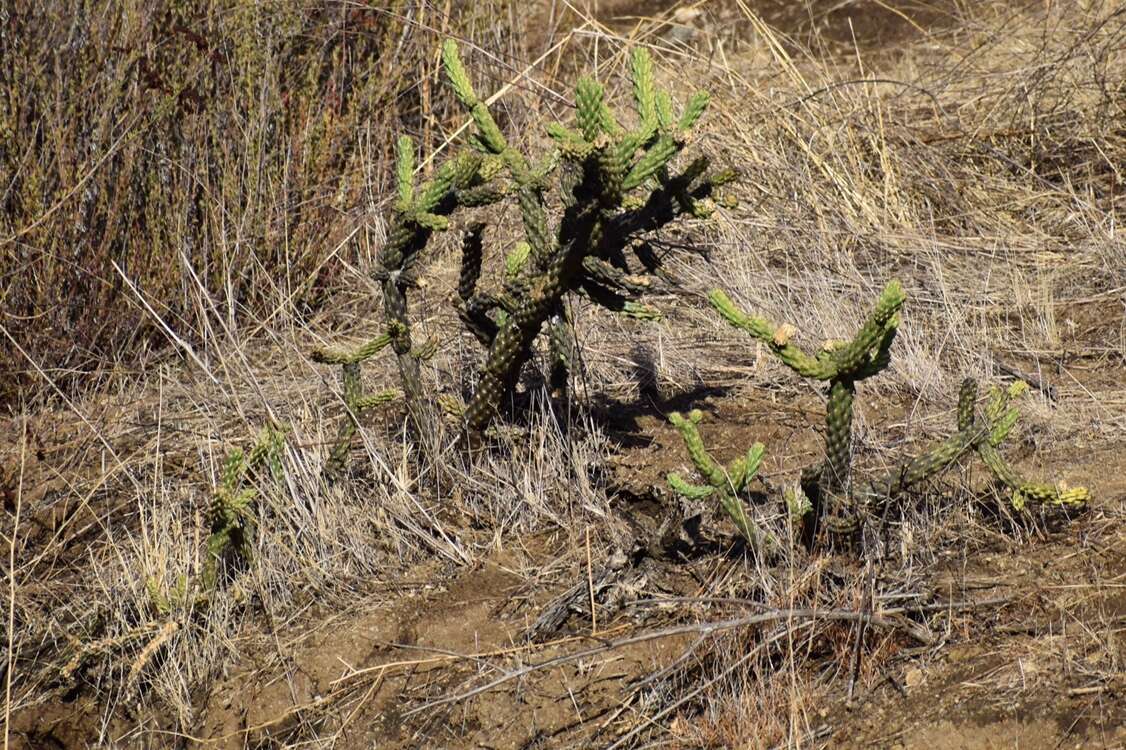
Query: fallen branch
[[403, 606, 934, 717]]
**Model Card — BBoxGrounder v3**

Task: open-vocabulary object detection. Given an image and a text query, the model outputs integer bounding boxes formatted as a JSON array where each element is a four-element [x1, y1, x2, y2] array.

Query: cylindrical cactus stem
[[379, 271, 425, 408], [977, 434, 1089, 510], [461, 293, 501, 347], [862, 426, 983, 501], [823, 379, 855, 492], [667, 411, 771, 553], [708, 290, 836, 380], [312, 324, 401, 366], [548, 307, 573, 399], [668, 410, 726, 487], [325, 363, 363, 477], [581, 256, 652, 295], [325, 363, 395, 477], [830, 281, 905, 375], [464, 194, 603, 431], [957, 377, 978, 431], [458, 222, 486, 304], [977, 442, 1024, 491]]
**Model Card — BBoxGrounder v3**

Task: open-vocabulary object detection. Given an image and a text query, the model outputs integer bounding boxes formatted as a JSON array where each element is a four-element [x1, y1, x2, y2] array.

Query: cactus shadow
[[592, 385, 730, 449], [591, 342, 731, 449]]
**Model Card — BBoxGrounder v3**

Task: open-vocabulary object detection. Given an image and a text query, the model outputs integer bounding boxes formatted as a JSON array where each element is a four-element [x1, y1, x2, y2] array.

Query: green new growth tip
[[973, 382, 1090, 510], [667, 410, 771, 554]]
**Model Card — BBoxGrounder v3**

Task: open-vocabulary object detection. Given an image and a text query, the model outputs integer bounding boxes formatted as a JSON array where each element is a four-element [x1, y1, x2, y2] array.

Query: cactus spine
[[666, 410, 771, 555]]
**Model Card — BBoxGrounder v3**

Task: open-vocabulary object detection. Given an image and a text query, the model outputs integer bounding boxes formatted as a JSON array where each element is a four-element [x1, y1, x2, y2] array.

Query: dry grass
[[1, 0, 1124, 748], [0, 0, 520, 406]]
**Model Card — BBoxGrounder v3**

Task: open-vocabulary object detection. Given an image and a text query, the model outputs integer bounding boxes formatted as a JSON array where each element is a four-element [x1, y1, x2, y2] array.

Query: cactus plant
[[442, 40, 736, 431], [710, 282, 903, 533], [313, 123, 506, 433], [709, 286, 1088, 540], [666, 410, 772, 554], [313, 327, 399, 475], [202, 424, 287, 591]]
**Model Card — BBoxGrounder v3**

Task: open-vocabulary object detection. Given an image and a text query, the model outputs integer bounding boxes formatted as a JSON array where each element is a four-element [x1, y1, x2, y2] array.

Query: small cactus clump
[[710, 281, 904, 535], [666, 410, 771, 555], [202, 424, 287, 591], [313, 327, 399, 475], [708, 284, 1088, 542]]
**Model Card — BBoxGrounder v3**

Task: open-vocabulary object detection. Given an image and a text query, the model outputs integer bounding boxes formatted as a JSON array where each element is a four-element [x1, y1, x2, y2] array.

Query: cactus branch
[[667, 411, 771, 553]]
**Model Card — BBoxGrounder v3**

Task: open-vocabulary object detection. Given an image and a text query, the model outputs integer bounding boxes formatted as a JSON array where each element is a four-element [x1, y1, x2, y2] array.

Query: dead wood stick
[[402, 607, 935, 718]]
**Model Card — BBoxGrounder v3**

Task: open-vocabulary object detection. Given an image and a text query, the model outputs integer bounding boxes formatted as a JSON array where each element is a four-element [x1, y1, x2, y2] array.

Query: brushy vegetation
[[0, 0, 514, 405], [2, 1, 1123, 748]]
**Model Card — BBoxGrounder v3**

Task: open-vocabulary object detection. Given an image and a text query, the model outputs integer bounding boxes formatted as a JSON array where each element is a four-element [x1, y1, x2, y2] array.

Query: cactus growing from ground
[[375, 136, 494, 418], [313, 327, 399, 475], [709, 285, 1088, 541], [313, 127, 505, 434], [666, 410, 771, 555], [442, 40, 736, 431], [202, 424, 287, 591], [710, 282, 904, 535]]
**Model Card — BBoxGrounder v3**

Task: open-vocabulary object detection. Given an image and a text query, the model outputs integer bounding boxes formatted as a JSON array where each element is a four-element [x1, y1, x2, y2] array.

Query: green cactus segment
[[441, 39, 507, 154], [395, 135, 415, 210], [666, 411, 770, 552], [708, 290, 835, 380], [505, 242, 532, 279], [630, 48, 658, 128], [957, 377, 977, 432], [312, 324, 402, 366], [728, 443, 766, 494], [669, 410, 726, 486], [830, 281, 905, 373], [548, 311, 574, 397], [575, 77, 607, 142], [203, 425, 287, 591], [440, 38, 730, 431], [823, 380, 855, 491], [667, 472, 715, 499], [974, 382, 1090, 510], [863, 428, 981, 501], [324, 363, 397, 477], [709, 283, 904, 386], [858, 378, 1089, 511], [458, 223, 486, 304]]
